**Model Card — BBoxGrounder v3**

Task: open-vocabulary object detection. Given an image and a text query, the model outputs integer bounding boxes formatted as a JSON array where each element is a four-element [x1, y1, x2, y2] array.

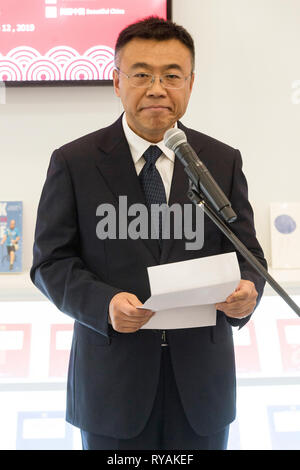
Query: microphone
[[164, 128, 237, 223]]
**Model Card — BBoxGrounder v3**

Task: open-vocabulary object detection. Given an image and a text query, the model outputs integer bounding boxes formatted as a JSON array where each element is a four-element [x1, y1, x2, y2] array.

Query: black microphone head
[[164, 128, 187, 151]]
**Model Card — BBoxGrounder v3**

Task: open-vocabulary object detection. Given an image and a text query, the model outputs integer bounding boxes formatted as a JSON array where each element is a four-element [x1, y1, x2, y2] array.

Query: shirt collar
[[122, 112, 176, 164]]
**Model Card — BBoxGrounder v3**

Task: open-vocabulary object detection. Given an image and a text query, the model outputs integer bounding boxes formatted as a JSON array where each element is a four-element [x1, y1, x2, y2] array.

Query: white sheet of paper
[[140, 252, 240, 329]]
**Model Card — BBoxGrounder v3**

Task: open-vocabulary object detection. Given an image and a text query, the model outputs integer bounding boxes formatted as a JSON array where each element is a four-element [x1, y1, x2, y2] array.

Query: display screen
[[0, 0, 170, 85]]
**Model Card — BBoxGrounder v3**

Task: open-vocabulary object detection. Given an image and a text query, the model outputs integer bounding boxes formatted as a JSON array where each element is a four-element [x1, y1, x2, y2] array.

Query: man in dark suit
[[30, 17, 267, 450]]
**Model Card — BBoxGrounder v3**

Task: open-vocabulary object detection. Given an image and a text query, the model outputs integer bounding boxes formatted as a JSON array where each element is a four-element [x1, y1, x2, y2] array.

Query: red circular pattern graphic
[[0, 46, 115, 81]]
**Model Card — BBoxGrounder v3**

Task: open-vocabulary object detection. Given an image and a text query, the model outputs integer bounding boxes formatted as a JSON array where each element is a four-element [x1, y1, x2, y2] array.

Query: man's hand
[[109, 292, 155, 333], [215, 280, 258, 319]]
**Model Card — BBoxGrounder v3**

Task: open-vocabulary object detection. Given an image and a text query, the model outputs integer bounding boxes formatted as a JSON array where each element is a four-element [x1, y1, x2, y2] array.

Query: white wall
[[175, 0, 300, 266], [0, 85, 122, 273], [0, 0, 299, 275]]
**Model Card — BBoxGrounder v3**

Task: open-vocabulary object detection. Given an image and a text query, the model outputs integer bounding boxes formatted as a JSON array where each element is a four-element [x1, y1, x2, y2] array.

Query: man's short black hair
[[115, 16, 195, 71]]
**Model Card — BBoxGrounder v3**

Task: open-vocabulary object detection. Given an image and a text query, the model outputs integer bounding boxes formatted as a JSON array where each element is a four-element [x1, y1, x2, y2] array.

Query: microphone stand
[[186, 180, 300, 318]]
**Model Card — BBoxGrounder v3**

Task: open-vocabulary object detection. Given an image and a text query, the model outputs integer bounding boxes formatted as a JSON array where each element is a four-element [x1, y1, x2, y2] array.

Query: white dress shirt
[[122, 113, 176, 203]]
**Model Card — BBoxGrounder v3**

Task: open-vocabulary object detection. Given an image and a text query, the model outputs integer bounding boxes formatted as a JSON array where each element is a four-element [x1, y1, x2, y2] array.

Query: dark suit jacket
[[30, 114, 267, 438]]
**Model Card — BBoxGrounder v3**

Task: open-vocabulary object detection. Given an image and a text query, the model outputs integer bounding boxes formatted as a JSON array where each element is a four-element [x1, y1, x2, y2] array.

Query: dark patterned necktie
[[139, 145, 167, 241]]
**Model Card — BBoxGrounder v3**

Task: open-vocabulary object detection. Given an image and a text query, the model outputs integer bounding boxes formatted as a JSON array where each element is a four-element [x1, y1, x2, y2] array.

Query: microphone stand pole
[[187, 180, 300, 318]]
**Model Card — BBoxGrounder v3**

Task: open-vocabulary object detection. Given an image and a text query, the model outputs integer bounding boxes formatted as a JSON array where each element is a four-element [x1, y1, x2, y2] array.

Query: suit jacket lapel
[[93, 116, 206, 265], [94, 115, 161, 263]]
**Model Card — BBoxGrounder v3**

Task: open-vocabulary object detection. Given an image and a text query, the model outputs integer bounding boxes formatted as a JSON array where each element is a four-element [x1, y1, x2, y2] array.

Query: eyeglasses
[[115, 67, 192, 89]]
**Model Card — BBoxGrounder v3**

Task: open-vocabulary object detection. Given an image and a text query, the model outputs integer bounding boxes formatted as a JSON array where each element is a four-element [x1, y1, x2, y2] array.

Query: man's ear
[[113, 69, 121, 97], [189, 72, 195, 93]]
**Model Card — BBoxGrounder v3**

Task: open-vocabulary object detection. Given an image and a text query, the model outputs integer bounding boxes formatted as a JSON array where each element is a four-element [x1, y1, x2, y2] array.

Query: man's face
[[113, 38, 195, 143], [9, 220, 15, 229]]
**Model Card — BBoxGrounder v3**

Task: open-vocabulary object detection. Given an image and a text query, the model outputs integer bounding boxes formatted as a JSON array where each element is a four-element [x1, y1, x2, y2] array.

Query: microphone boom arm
[[187, 179, 300, 318], [164, 126, 300, 317]]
